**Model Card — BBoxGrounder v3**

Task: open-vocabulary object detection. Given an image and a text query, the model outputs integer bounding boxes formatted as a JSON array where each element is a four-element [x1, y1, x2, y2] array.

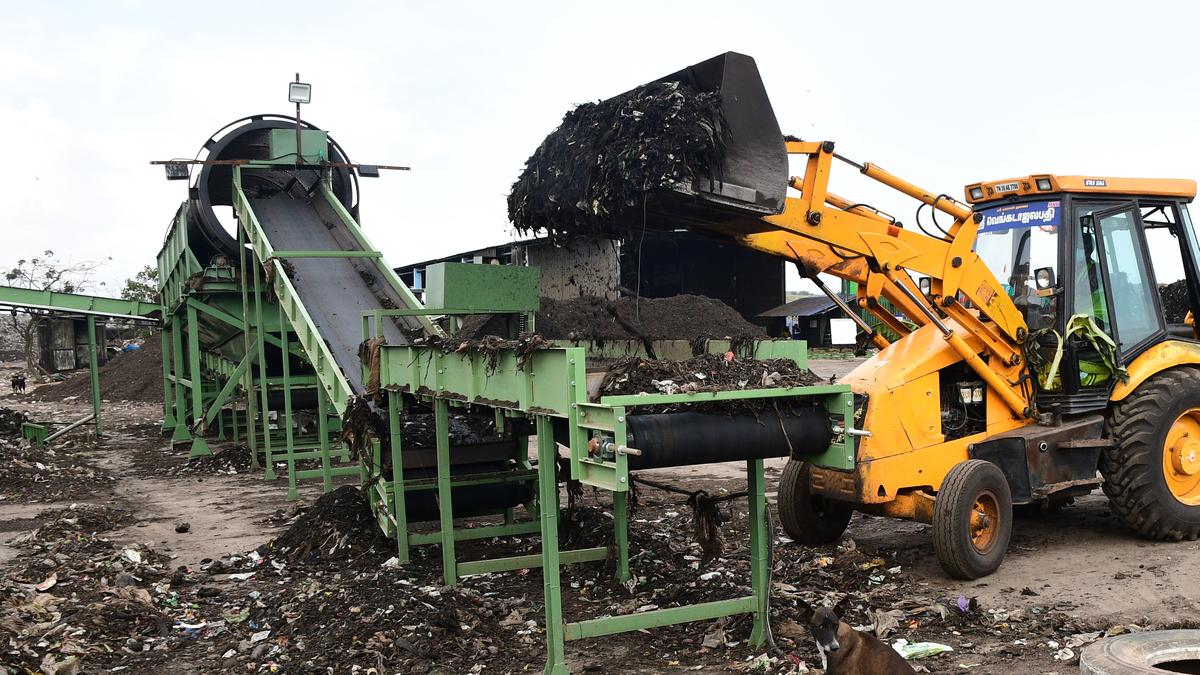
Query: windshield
[[974, 200, 1062, 332]]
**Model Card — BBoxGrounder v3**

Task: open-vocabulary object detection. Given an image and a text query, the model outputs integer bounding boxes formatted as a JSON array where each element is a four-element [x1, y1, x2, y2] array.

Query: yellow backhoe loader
[[604, 52, 1200, 578]]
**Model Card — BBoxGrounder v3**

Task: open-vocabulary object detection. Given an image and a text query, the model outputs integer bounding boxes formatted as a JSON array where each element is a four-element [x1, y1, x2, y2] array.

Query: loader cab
[[966, 175, 1200, 414]]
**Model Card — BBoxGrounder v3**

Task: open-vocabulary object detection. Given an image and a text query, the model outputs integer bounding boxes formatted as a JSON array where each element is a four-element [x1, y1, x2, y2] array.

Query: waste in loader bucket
[[510, 52, 789, 239], [641, 51, 789, 224]]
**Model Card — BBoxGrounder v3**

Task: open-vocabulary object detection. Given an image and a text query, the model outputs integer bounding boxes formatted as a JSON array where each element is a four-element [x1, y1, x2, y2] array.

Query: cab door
[[1071, 203, 1166, 374]]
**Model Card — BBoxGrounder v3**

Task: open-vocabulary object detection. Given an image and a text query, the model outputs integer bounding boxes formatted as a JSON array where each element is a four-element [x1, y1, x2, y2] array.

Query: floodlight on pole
[[288, 81, 312, 104], [290, 73, 310, 165]]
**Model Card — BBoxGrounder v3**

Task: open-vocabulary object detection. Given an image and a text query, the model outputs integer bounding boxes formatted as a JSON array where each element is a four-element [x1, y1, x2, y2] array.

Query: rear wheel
[[777, 460, 853, 545], [1103, 368, 1200, 541], [932, 459, 1013, 579]]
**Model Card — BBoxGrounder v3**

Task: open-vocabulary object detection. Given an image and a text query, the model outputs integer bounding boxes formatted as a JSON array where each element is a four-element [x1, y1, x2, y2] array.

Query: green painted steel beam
[[294, 466, 360, 479], [202, 353, 252, 426], [271, 250, 382, 259], [398, 469, 538, 491], [86, 316, 102, 437], [563, 596, 758, 641], [0, 285, 162, 321], [599, 382, 850, 407], [407, 520, 540, 546], [186, 298, 302, 357], [457, 546, 608, 577]]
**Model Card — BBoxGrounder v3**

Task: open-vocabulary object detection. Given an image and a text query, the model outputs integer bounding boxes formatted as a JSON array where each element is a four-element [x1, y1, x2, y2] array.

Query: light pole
[[288, 74, 312, 165]]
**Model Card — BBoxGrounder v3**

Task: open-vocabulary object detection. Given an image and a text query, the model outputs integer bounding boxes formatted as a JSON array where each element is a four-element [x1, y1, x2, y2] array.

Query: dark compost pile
[[538, 294, 764, 343], [458, 294, 765, 349], [508, 80, 727, 241], [268, 486, 380, 564], [32, 340, 164, 404]]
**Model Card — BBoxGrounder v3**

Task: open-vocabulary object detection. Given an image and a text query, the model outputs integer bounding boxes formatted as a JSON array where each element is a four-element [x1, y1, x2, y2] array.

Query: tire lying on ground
[[777, 460, 853, 545], [932, 459, 1013, 580], [1079, 629, 1200, 674], [1103, 368, 1200, 541]]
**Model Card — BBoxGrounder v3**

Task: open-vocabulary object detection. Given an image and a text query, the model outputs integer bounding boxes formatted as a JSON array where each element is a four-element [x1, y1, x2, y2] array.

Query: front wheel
[[932, 459, 1013, 579], [777, 460, 853, 545], [1103, 368, 1200, 541]]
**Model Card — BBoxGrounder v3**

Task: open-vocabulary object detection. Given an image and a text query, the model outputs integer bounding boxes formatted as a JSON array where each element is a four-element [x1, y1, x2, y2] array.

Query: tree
[[115, 265, 160, 339], [4, 251, 108, 373], [120, 265, 159, 303]]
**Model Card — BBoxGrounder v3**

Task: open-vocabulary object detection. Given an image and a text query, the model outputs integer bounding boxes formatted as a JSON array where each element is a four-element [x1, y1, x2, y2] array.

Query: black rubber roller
[[624, 408, 832, 470]]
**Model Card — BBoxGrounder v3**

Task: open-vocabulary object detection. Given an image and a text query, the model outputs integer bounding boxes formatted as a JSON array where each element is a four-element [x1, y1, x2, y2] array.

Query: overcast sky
[[4, 0, 1197, 294]]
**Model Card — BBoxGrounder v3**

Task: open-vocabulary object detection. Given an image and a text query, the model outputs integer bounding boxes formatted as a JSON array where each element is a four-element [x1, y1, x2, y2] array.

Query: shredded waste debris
[[1159, 279, 1191, 323], [596, 353, 823, 414], [508, 80, 728, 242], [0, 412, 115, 503]]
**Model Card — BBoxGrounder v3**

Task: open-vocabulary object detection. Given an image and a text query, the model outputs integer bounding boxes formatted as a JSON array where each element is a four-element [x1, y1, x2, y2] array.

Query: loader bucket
[[629, 52, 788, 232]]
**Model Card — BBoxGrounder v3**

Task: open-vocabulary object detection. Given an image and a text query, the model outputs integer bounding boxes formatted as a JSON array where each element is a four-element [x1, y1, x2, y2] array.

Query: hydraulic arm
[[741, 140, 1033, 418]]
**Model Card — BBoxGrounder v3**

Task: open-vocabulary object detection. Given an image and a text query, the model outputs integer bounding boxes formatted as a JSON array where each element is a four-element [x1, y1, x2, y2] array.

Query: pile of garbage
[[509, 80, 727, 242], [0, 479, 1139, 673], [596, 353, 822, 415], [163, 444, 254, 477], [0, 434, 114, 504], [0, 407, 27, 436], [0, 503, 172, 673], [267, 486, 381, 564]]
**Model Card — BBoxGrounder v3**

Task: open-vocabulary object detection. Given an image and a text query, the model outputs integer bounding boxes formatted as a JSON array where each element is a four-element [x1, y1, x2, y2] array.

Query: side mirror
[[918, 276, 932, 295], [1034, 267, 1057, 290]]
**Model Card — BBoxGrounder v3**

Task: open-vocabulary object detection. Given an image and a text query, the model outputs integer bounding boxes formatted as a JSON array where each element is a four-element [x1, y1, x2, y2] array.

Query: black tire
[[1103, 368, 1200, 541], [1080, 629, 1200, 674], [932, 459, 1013, 579], [777, 460, 853, 545]]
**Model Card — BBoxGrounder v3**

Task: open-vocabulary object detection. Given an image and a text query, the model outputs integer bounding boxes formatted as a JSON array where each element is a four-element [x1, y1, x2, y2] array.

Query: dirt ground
[[1, 360, 1197, 673]]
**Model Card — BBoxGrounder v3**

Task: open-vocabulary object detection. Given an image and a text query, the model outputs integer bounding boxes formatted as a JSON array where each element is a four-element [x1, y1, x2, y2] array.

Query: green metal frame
[[0, 285, 165, 442], [152, 154, 861, 674], [372, 331, 853, 673]]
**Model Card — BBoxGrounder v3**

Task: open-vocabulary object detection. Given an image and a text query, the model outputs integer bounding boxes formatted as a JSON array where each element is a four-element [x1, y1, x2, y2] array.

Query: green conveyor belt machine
[[154, 113, 857, 674]]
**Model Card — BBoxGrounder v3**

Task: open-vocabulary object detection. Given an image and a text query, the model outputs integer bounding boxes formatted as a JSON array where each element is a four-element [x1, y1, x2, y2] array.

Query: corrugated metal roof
[[758, 295, 842, 318]]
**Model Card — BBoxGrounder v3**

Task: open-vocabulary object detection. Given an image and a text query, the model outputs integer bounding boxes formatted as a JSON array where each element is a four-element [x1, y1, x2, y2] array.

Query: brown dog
[[797, 599, 916, 674]]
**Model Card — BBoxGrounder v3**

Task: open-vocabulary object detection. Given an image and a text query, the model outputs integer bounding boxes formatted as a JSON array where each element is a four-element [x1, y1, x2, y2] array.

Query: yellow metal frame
[[711, 140, 1041, 517], [709, 139, 1199, 520], [965, 174, 1197, 204], [1112, 340, 1200, 401]]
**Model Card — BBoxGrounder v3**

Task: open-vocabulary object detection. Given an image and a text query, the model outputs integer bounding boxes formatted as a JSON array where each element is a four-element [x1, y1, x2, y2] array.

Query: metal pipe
[[803, 267, 889, 350], [887, 267, 1030, 418], [789, 176, 901, 226], [857, 161, 972, 222], [888, 267, 951, 336], [46, 413, 96, 443]]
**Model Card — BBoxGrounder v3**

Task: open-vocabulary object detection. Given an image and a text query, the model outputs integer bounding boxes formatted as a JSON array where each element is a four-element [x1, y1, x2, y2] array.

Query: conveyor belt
[[248, 184, 421, 393], [182, 116, 428, 394]]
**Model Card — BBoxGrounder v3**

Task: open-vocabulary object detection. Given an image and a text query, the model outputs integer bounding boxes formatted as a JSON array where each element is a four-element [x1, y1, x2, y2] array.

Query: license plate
[[993, 181, 1020, 193]]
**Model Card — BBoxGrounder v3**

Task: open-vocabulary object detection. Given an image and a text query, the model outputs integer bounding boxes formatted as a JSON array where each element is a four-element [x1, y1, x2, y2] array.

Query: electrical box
[[424, 262, 540, 313], [268, 128, 329, 164]]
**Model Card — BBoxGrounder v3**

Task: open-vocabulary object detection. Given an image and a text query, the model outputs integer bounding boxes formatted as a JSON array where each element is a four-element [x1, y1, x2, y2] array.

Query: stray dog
[[797, 598, 916, 674]]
